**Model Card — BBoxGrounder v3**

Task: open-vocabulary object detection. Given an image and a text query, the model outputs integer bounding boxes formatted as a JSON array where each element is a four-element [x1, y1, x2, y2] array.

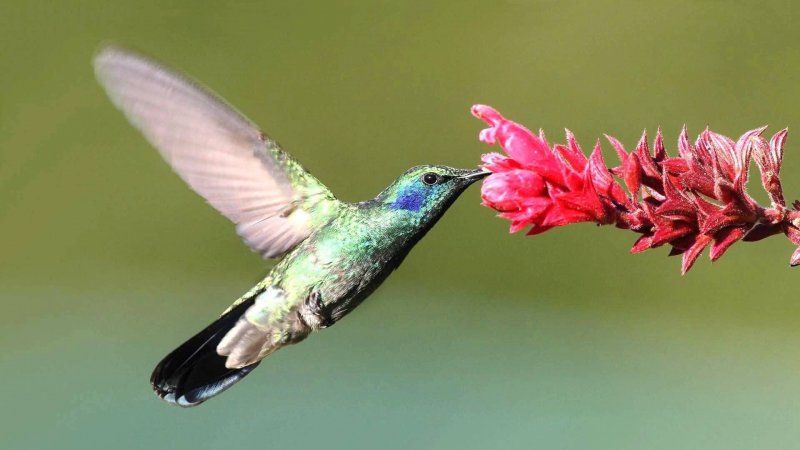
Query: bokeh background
[[3, 1, 800, 448]]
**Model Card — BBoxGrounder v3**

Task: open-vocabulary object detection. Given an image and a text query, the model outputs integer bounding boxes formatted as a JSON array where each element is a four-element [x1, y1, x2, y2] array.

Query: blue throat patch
[[390, 186, 426, 212]]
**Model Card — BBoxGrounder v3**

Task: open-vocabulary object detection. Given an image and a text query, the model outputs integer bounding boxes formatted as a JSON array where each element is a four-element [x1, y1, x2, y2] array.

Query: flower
[[472, 104, 800, 274]]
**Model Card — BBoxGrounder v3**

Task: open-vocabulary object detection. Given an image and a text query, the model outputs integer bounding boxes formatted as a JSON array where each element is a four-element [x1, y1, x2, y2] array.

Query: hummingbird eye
[[421, 172, 440, 186]]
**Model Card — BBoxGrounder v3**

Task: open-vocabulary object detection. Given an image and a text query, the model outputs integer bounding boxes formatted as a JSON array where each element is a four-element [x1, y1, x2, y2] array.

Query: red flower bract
[[472, 104, 800, 274]]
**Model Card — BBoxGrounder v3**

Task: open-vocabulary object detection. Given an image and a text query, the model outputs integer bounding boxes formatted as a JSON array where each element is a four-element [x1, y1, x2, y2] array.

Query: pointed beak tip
[[461, 168, 491, 182]]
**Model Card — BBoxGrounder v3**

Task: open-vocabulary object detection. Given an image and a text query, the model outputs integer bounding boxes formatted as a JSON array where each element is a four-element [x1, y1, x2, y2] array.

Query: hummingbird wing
[[94, 46, 335, 258]]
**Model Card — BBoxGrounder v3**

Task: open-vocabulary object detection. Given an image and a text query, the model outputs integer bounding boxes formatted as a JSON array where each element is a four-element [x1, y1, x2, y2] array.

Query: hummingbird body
[[231, 165, 475, 327], [94, 46, 487, 407]]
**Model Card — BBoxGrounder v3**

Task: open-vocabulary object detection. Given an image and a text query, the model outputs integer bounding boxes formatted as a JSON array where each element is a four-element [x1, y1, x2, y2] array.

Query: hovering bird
[[94, 46, 488, 407]]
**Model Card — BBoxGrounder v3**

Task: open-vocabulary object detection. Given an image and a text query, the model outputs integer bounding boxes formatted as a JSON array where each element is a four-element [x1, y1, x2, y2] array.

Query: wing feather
[[94, 46, 334, 258]]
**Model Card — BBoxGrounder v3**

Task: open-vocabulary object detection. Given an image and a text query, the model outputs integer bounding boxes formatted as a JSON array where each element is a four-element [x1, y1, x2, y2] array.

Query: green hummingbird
[[94, 46, 488, 407]]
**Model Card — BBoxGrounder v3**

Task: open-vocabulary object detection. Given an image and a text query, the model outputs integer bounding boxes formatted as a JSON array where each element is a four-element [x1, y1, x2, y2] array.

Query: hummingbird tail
[[150, 297, 260, 407]]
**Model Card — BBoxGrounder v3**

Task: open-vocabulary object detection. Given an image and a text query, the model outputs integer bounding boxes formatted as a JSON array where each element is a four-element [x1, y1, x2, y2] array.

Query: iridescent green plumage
[[94, 46, 487, 407], [227, 165, 485, 323]]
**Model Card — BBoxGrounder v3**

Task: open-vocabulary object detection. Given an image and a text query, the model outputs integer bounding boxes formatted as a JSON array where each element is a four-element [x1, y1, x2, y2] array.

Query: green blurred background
[[3, 1, 800, 448]]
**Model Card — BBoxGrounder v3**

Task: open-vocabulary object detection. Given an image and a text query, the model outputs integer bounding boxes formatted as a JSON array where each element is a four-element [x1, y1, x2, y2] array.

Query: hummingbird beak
[[460, 168, 491, 182]]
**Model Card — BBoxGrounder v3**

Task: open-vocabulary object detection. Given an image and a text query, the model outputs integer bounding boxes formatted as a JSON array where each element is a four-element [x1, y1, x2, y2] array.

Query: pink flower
[[472, 104, 800, 274]]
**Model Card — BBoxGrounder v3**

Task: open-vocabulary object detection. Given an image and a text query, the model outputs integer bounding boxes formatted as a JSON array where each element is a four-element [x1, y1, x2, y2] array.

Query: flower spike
[[473, 104, 800, 273]]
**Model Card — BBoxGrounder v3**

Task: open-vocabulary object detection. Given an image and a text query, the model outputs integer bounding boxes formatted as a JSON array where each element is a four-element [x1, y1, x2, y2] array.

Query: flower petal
[[709, 226, 747, 261], [790, 247, 800, 267], [681, 234, 712, 274], [588, 142, 628, 204], [630, 234, 654, 253], [471, 104, 564, 185], [480, 170, 547, 212]]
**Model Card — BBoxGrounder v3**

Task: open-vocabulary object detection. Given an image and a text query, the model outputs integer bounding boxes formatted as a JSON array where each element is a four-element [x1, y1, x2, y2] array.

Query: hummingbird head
[[377, 165, 489, 226]]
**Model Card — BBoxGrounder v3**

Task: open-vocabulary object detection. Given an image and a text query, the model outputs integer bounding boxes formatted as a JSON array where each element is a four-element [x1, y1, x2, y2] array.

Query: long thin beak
[[460, 168, 491, 181]]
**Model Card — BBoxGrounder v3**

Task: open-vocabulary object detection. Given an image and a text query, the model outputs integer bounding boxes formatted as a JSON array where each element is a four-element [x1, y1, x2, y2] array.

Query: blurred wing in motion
[[94, 46, 335, 258]]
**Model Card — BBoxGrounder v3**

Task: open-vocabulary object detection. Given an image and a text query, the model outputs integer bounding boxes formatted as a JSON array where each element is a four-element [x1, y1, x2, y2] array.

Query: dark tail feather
[[150, 297, 259, 407]]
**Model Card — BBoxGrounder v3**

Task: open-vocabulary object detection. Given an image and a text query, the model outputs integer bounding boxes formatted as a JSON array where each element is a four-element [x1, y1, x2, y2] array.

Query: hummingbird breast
[[273, 203, 421, 327]]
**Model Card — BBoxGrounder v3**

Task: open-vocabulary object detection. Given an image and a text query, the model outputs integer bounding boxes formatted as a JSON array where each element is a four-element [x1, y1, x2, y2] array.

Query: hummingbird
[[94, 46, 488, 407]]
